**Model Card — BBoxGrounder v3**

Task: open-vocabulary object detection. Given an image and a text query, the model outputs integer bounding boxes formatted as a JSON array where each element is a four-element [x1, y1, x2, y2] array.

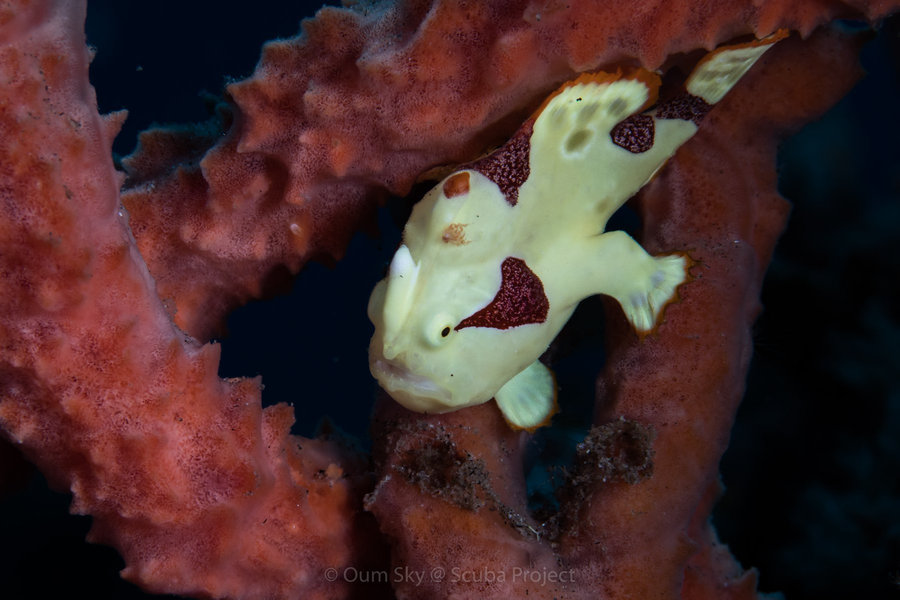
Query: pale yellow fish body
[[368, 32, 786, 429]]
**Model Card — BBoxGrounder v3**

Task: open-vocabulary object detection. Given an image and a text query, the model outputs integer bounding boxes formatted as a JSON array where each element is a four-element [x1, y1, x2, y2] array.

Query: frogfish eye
[[425, 314, 456, 347]]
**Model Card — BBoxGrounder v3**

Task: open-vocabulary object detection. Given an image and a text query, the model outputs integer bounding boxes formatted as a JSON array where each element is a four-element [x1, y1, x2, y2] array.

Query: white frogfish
[[367, 32, 786, 430]]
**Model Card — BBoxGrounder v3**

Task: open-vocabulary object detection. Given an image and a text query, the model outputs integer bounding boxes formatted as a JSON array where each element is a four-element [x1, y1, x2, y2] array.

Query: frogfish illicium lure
[[367, 32, 786, 430]]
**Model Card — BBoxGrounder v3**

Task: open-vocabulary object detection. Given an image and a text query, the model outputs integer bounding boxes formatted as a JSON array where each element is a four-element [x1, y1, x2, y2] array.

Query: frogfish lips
[[370, 357, 453, 413]]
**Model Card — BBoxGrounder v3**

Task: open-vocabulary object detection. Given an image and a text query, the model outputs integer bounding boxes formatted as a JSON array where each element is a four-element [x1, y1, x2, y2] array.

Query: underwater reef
[[1, 1, 898, 599]]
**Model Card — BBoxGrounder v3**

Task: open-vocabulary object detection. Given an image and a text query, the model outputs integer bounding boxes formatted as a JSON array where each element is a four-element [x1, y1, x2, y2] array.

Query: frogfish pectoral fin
[[494, 360, 557, 431]]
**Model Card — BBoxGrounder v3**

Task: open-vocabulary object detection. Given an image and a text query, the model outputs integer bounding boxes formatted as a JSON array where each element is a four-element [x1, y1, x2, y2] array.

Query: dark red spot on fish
[[443, 172, 470, 198], [468, 121, 533, 206], [611, 114, 655, 153], [656, 93, 712, 125], [456, 257, 548, 330]]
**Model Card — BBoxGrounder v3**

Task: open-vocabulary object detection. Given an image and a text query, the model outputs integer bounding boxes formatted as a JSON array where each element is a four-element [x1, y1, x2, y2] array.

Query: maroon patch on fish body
[[611, 114, 655, 153], [656, 92, 712, 125], [456, 257, 549, 330], [468, 121, 533, 206]]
